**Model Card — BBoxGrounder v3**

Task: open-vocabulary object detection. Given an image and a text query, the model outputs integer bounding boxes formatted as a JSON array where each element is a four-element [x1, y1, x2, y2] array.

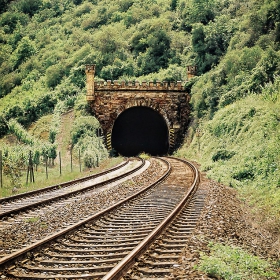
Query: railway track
[[124, 189, 206, 279], [0, 158, 144, 220], [0, 157, 203, 279], [0, 157, 163, 259]]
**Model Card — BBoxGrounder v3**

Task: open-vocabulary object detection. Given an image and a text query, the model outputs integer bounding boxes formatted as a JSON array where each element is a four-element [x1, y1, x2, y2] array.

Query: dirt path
[[56, 110, 75, 166]]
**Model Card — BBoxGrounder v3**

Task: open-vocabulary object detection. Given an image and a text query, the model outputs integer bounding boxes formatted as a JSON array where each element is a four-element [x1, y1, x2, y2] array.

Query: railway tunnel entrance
[[111, 107, 169, 156]]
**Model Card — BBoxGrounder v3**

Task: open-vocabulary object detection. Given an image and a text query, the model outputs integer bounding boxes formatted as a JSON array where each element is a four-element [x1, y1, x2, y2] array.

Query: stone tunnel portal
[[111, 106, 169, 156]]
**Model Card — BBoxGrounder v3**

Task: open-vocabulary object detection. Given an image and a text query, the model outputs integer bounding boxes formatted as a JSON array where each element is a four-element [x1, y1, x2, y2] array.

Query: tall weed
[[177, 95, 280, 233]]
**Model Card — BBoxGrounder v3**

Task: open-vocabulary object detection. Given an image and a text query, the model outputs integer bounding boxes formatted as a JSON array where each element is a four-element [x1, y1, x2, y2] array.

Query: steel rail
[[0, 159, 129, 204], [102, 157, 199, 280], [0, 158, 144, 219], [0, 157, 171, 269]]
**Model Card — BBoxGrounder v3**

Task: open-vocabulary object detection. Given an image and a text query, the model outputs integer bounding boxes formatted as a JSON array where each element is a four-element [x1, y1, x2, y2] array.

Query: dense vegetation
[[0, 0, 280, 276]]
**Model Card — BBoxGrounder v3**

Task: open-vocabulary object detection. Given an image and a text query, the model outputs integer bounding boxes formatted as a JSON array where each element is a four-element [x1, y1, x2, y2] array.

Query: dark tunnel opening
[[111, 106, 169, 156]]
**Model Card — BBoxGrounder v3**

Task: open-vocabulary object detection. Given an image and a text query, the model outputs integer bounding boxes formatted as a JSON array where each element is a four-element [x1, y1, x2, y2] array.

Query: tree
[[3, 154, 25, 189], [249, 48, 280, 92], [12, 37, 36, 69], [45, 64, 65, 88], [0, 11, 28, 33], [192, 15, 236, 74], [14, 0, 42, 17], [131, 19, 172, 75], [171, 0, 178, 11]]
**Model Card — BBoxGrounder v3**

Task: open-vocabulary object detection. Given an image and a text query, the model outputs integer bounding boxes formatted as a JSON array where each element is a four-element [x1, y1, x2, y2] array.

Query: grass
[[25, 217, 40, 223], [138, 152, 151, 160], [198, 242, 278, 279], [0, 157, 123, 198], [0, 110, 123, 198], [176, 94, 280, 234], [28, 115, 53, 140]]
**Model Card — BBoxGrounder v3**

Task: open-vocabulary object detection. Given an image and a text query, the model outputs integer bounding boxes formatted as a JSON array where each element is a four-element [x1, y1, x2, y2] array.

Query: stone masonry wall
[[86, 65, 190, 152]]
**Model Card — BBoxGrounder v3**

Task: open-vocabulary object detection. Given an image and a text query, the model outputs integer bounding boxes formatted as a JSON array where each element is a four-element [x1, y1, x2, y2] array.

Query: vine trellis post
[[26, 150, 35, 184], [0, 150, 2, 188], [59, 152, 62, 176], [79, 149, 81, 172]]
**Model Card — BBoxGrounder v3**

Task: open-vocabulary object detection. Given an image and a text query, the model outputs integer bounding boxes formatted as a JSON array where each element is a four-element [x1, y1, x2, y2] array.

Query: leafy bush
[[71, 114, 108, 168], [7, 118, 57, 164], [130, 19, 172, 75], [12, 36, 36, 69], [75, 135, 108, 168], [198, 242, 278, 279], [3, 152, 25, 189], [70, 116, 99, 145], [74, 93, 91, 117], [45, 64, 65, 88], [233, 168, 255, 181], [13, 0, 42, 17], [249, 48, 280, 93], [83, 148, 99, 168], [177, 95, 280, 233], [0, 11, 29, 33], [74, 2, 93, 16], [212, 149, 235, 162], [0, 72, 22, 97], [100, 59, 134, 80]]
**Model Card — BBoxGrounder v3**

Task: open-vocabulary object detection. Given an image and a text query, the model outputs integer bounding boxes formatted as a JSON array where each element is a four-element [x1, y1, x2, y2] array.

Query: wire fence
[[0, 149, 84, 189]]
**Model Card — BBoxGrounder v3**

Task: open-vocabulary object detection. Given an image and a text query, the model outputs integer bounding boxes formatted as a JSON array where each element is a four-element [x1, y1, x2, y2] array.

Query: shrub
[[212, 149, 235, 162], [68, 65, 86, 89], [83, 149, 98, 168], [74, 93, 91, 117], [0, 11, 28, 33], [74, 2, 93, 16], [3, 153, 25, 189], [45, 64, 65, 88], [71, 116, 99, 145], [75, 135, 108, 168], [233, 169, 255, 181], [13, 0, 42, 17], [12, 36, 36, 69], [198, 242, 278, 279]]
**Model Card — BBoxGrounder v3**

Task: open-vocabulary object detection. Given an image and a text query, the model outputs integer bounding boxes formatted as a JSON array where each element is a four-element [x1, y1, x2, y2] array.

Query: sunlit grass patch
[[0, 157, 123, 198], [197, 242, 278, 279], [138, 153, 151, 160], [176, 95, 280, 235]]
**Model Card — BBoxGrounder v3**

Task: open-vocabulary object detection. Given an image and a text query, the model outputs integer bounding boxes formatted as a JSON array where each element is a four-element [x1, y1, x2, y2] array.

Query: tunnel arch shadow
[[111, 106, 169, 156]]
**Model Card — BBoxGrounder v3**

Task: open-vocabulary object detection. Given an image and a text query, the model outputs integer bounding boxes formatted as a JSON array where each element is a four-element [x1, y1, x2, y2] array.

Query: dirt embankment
[[174, 169, 280, 279]]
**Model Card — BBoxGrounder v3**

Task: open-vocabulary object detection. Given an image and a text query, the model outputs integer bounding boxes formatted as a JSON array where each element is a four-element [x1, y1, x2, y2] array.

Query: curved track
[[0, 158, 143, 219], [124, 189, 206, 279], [1, 157, 203, 280]]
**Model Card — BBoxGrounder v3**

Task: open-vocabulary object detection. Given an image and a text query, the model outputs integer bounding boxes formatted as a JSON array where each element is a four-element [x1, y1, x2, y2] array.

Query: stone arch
[[118, 98, 171, 128], [105, 99, 172, 153]]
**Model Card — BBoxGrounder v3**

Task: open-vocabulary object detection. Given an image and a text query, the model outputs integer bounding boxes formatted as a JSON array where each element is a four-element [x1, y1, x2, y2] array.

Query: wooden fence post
[[26, 151, 35, 184], [71, 148, 73, 172], [0, 150, 2, 188], [45, 156, 48, 179], [59, 152, 62, 176], [79, 149, 81, 172]]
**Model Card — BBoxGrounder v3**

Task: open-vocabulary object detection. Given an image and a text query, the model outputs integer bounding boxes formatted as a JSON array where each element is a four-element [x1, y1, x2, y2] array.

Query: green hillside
[[0, 0, 280, 276]]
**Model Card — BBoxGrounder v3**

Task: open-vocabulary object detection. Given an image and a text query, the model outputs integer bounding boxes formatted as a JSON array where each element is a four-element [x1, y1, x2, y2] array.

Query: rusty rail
[[102, 157, 199, 280], [0, 159, 129, 204], [0, 158, 171, 269], [0, 158, 144, 219]]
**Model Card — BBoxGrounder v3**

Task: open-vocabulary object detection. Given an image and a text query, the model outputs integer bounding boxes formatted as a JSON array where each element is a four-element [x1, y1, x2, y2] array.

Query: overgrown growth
[[198, 242, 278, 279]]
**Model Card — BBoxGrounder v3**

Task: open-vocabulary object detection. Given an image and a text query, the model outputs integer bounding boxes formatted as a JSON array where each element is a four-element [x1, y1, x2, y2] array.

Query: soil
[[173, 166, 280, 279], [56, 110, 75, 166]]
